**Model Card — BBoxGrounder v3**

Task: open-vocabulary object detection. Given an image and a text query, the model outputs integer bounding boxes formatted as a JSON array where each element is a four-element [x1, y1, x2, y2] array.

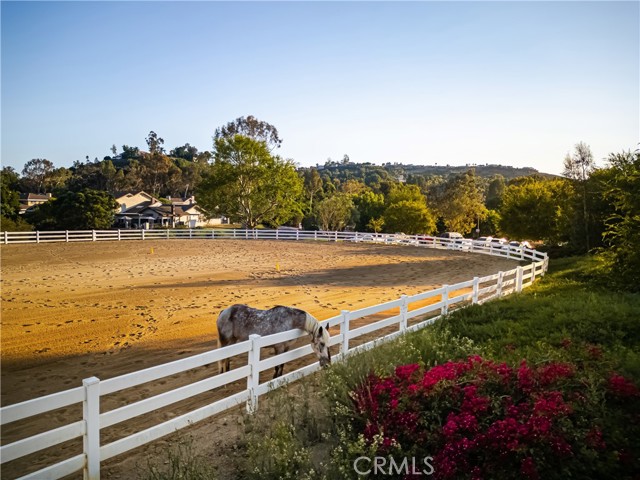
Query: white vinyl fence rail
[[0, 230, 548, 480]]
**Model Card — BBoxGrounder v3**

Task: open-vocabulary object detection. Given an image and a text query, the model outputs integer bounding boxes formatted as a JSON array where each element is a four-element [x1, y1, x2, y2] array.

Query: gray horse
[[216, 304, 331, 378]]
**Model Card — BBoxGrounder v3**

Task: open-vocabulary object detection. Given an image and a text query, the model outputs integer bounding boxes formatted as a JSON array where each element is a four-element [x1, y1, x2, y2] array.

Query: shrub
[[345, 355, 639, 479]]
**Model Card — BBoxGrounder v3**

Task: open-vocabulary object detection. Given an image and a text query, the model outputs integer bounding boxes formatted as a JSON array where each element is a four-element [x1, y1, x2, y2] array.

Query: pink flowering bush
[[350, 356, 639, 479]]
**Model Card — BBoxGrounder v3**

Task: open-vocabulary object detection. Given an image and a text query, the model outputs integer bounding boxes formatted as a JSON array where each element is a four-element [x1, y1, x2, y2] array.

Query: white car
[[508, 240, 532, 251], [474, 236, 492, 247]]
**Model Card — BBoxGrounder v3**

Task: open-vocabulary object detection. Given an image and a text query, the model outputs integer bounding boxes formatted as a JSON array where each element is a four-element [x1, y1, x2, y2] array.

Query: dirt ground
[[0, 239, 519, 479]]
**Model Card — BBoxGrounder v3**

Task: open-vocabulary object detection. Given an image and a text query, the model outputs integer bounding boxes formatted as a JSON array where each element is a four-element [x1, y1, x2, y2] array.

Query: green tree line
[[1, 117, 637, 288]]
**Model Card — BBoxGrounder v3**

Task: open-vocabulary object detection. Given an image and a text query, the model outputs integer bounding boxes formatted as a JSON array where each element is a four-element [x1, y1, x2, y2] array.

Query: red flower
[[537, 362, 574, 386], [608, 374, 640, 397], [395, 363, 421, 381], [586, 428, 606, 451], [517, 360, 535, 392], [520, 456, 539, 480]]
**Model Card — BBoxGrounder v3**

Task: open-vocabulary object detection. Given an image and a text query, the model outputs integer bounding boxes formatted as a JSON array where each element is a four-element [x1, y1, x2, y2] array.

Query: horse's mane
[[304, 312, 329, 342]]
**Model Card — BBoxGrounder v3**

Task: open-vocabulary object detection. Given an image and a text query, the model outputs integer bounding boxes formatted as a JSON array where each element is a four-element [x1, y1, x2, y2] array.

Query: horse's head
[[311, 325, 331, 368]]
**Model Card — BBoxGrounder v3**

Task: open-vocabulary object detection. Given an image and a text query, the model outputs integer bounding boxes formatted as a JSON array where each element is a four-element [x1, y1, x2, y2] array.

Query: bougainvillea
[[350, 356, 639, 479]]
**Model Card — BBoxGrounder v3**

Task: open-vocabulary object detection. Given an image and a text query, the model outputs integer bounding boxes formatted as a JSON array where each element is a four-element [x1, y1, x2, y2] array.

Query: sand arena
[[1, 239, 519, 478]]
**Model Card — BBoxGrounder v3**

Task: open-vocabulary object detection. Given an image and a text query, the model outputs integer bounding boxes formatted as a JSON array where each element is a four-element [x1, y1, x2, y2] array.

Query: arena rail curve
[[0, 230, 548, 479]]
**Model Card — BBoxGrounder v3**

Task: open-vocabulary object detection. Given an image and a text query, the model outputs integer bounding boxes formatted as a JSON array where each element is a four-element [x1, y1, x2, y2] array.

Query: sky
[[1, 1, 638, 176]]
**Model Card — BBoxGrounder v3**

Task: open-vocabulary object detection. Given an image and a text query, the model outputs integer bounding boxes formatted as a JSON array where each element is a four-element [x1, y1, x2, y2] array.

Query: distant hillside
[[308, 161, 556, 184], [400, 163, 557, 180]]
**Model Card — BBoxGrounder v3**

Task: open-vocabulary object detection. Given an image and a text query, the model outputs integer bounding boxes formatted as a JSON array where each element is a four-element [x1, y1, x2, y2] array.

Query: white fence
[[0, 230, 548, 479]]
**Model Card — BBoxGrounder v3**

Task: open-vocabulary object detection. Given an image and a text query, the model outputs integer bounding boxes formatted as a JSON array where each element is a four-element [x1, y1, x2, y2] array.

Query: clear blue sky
[[2, 1, 638, 175]]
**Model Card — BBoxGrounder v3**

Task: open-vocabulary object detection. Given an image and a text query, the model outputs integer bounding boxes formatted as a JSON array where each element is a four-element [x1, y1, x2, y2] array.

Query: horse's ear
[[317, 326, 323, 337]]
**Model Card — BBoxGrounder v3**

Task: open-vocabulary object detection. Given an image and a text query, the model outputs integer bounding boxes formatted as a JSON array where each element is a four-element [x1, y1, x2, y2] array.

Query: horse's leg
[[217, 336, 234, 374], [273, 345, 290, 378]]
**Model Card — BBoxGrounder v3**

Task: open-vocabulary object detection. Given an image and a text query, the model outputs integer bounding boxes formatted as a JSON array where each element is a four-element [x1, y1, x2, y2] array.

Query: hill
[[309, 160, 556, 185]]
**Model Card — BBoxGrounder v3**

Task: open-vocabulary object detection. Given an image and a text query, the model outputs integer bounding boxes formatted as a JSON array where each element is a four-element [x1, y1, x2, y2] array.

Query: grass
[[141, 255, 640, 479]]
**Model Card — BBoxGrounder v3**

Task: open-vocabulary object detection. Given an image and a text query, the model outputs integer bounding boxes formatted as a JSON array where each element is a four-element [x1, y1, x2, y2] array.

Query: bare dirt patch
[[1, 239, 518, 478]]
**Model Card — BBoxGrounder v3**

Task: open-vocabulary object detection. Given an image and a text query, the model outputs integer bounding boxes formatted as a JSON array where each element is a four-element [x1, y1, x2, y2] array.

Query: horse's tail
[[216, 306, 234, 374]]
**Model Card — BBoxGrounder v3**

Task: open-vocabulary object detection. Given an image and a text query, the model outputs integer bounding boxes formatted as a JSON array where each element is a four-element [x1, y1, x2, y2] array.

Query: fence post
[[441, 285, 449, 316], [516, 266, 524, 293], [4, 231, 8, 244], [36, 231, 40, 243], [531, 264, 536, 283], [472, 276, 480, 304], [296, 230, 299, 241], [276, 229, 279, 240], [340, 310, 350, 358], [497, 271, 504, 297], [92, 230, 96, 242], [334, 231, 338, 242], [211, 229, 215, 239], [83, 377, 100, 480], [141, 229, 145, 241], [246, 334, 261, 414], [400, 295, 408, 332], [314, 231, 317, 241]]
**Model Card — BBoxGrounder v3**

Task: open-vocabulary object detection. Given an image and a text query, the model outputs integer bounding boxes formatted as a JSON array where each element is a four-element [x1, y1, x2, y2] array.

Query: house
[[114, 191, 161, 211], [113, 191, 225, 229], [19, 193, 52, 215], [166, 196, 225, 228]]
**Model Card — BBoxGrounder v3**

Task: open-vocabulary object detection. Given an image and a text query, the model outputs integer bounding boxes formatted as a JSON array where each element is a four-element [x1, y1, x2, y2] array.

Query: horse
[[216, 304, 331, 378]]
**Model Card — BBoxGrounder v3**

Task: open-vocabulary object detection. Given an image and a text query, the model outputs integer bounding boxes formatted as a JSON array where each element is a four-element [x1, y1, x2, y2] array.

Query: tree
[[21, 158, 54, 193], [314, 193, 354, 231], [25, 189, 118, 230], [600, 150, 640, 289], [383, 200, 436, 235], [341, 179, 366, 195], [485, 175, 506, 210], [354, 190, 385, 231], [367, 217, 385, 233], [136, 132, 172, 197], [386, 183, 424, 205], [145, 131, 165, 155], [303, 168, 323, 212], [564, 142, 595, 251], [432, 170, 487, 234], [499, 178, 574, 243], [198, 134, 302, 228], [169, 143, 199, 161], [214, 115, 282, 151], [1, 167, 21, 220], [379, 183, 436, 234]]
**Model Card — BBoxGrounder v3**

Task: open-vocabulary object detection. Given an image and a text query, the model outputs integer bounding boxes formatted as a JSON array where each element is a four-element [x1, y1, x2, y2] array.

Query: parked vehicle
[[452, 237, 473, 251], [508, 240, 532, 252], [440, 232, 463, 239], [475, 236, 493, 247], [489, 237, 508, 249], [439, 232, 462, 246], [416, 234, 435, 243]]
